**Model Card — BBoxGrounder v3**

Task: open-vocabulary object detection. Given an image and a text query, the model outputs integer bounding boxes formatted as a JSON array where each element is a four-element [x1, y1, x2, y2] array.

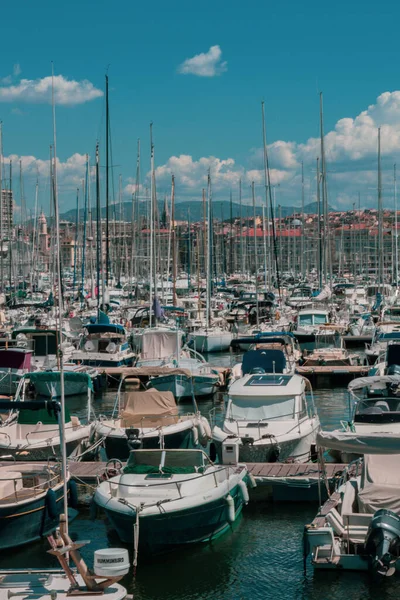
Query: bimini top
[[84, 323, 126, 336], [230, 373, 304, 399]]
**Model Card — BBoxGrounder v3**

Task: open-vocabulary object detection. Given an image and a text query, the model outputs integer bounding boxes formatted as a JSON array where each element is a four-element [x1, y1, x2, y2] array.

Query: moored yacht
[[71, 323, 135, 367], [212, 372, 319, 463]]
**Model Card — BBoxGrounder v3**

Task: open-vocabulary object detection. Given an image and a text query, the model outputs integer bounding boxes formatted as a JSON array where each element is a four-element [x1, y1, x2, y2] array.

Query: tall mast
[[239, 178, 244, 274], [378, 128, 384, 289], [262, 104, 280, 296], [316, 157, 322, 289], [319, 92, 332, 286], [252, 181, 259, 326], [395, 164, 398, 286], [300, 161, 305, 280], [9, 160, 12, 293], [202, 188, 207, 274], [80, 155, 89, 301], [149, 123, 154, 327], [206, 174, 212, 328], [51, 63, 68, 533], [229, 190, 233, 274], [95, 143, 101, 312], [72, 188, 79, 294], [105, 74, 110, 286], [171, 175, 177, 307], [0, 122, 3, 291], [261, 101, 271, 287]]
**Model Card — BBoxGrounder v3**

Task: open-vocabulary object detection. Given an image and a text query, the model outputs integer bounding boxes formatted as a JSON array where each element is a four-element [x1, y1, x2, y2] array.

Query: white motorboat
[[230, 335, 301, 378], [188, 328, 232, 353], [0, 389, 92, 461], [212, 372, 319, 463], [94, 448, 252, 556], [330, 375, 400, 462], [305, 430, 400, 576], [96, 386, 211, 460], [293, 308, 341, 348], [71, 323, 135, 368]]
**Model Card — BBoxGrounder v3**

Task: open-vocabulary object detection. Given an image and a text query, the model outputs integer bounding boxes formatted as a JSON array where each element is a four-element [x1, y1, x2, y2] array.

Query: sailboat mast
[[51, 64, 68, 532], [0, 123, 3, 291], [261, 102, 271, 288], [378, 127, 384, 289], [149, 123, 154, 327], [301, 161, 305, 280], [72, 188, 79, 294], [252, 182, 259, 326], [239, 178, 244, 275], [105, 74, 110, 286], [395, 164, 398, 286], [80, 155, 89, 301], [206, 174, 212, 328], [171, 175, 177, 307], [316, 157, 322, 289]]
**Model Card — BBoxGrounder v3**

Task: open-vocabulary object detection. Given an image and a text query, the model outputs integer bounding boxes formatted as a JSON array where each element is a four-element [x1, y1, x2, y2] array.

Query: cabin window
[[298, 395, 307, 419], [229, 397, 296, 421]]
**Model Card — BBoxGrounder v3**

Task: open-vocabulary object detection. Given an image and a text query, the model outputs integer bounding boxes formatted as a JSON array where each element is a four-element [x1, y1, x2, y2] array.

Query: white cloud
[[178, 45, 227, 77], [13, 63, 21, 77], [0, 74, 103, 105]]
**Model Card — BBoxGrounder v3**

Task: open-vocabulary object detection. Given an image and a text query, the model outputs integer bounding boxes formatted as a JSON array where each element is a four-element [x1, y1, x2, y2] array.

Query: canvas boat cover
[[313, 284, 332, 302], [358, 454, 400, 514], [317, 430, 400, 454], [121, 389, 179, 428], [141, 330, 181, 360]]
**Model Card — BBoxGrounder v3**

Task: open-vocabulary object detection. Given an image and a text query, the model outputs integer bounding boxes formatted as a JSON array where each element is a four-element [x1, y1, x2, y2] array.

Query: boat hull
[[0, 485, 65, 550], [188, 333, 232, 353], [149, 374, 218, 400], [0, 437, 87, 462], [102, 485, 244, 555]]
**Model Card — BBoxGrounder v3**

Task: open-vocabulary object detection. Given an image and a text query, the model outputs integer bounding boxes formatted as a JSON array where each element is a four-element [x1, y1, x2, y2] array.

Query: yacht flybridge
[[212, 372, 319, 463]]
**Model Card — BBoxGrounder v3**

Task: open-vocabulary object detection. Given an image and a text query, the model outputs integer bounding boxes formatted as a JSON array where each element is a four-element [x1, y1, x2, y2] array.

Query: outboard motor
[[365, 509, 400, 577], [126, 428, 142, 450]]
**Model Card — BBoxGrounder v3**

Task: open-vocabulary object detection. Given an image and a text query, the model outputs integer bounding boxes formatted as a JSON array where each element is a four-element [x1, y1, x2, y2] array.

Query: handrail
[[108, 464, 238, 494]]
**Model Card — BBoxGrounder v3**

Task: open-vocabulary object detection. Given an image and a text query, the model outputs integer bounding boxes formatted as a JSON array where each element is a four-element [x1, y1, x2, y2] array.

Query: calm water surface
[[2, 351, 399, 598]]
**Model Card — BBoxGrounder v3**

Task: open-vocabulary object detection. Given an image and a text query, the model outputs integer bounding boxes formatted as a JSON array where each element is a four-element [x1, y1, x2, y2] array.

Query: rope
[[133, 505, 140, 575]]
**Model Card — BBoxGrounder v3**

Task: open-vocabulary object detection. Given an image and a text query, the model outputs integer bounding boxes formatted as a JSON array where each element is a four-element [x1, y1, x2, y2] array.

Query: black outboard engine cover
[[126, 428, 142, 450], [365, 509, 400, 576]]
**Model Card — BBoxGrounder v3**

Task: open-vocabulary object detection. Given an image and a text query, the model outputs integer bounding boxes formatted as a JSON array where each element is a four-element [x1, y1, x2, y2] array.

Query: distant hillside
[[60, 200, 329, 223]]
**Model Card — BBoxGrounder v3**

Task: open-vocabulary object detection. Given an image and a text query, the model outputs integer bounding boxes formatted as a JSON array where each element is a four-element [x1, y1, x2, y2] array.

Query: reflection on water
[[1, 352, 398, 599]]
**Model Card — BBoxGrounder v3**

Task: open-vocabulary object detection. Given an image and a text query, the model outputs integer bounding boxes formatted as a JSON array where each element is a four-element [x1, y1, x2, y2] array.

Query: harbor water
[[1, 354, 399, 599]]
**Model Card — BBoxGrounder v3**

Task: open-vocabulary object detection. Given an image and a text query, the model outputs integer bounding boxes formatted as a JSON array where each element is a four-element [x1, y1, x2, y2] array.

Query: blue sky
[[2, 0, 400, 213]]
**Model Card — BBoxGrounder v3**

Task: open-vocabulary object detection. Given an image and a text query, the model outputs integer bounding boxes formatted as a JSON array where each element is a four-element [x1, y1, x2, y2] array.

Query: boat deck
[[0, 487, 45, 504], [296, 365, 368, 376]]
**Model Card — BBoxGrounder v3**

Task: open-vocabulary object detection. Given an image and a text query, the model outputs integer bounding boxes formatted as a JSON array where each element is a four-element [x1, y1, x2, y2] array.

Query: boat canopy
[[316, 430, 400, 454], [358, 454, 400, 514], [85, 324, 126, 336], [141, 330, 181, 360], [121, 389, 178, 427], [24, 371, 94, 392]]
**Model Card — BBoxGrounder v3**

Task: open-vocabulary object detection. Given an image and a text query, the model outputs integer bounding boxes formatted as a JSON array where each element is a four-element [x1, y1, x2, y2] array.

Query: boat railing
[[111, 465, 236, 499], [0, 468, 62, 502]]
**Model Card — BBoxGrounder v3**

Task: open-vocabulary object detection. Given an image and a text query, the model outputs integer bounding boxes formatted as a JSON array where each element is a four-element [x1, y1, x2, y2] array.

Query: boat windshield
[[299, 314, 327, 326], [228, 397, 296, 421]]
